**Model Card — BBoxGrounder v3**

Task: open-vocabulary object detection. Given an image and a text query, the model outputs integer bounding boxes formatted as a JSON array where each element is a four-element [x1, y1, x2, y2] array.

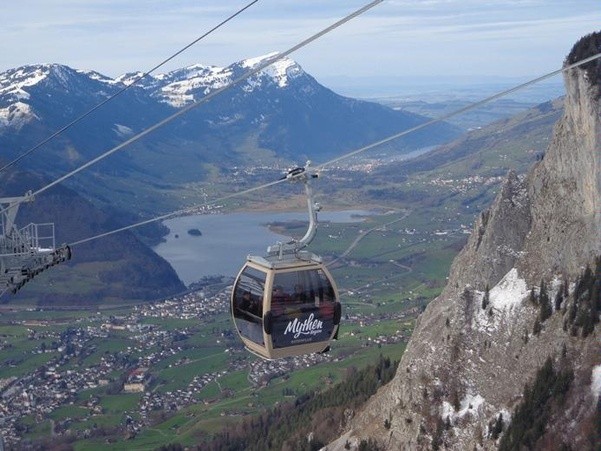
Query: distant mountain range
[[0, 54, 464, 304], [0, 54, 461, 213]]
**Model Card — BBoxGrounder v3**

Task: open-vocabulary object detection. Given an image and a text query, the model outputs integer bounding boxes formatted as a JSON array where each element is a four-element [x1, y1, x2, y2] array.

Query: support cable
[[315, 51, 601, 171], [70, 177, 287, 246], [66, 51, 601, 248], [0, 0, 260, 175]]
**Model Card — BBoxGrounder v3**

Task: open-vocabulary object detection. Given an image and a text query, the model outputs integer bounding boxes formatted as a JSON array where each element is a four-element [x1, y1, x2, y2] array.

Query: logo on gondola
[[284, 313, 323, 339]]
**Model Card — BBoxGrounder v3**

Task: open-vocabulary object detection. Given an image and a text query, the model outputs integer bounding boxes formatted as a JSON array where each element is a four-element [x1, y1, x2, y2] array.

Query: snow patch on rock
[[489, 268, 528, 310], [592, 365, 601, 399], [441, 393, 486, 423]]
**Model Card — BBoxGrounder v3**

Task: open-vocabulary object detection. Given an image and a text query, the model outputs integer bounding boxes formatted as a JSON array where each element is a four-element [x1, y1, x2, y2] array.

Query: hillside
[[329, 32, 601, 451], [333, 94, 565, 235], [0, 166, 186, 305], [384, 98, 562, 177]]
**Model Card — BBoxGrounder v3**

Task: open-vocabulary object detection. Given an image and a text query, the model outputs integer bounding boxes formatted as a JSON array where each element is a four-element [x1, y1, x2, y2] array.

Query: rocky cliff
[[329, 32, 601, 450]]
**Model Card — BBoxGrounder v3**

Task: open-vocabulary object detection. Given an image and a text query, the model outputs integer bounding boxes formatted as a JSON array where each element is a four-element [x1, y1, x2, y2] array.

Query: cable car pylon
[[231, 162, 341, 360], [0, 193, 71, 297]]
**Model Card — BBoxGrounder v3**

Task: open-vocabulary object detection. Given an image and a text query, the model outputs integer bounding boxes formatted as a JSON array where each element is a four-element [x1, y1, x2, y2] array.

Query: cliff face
[[329, 33, 601, 450], [521, 59, 601, 281]]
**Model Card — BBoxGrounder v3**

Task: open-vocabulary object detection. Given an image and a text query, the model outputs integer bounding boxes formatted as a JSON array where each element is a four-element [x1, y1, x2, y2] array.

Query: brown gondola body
[[232, 254, 341, 359], [230, 163, 341, 359]]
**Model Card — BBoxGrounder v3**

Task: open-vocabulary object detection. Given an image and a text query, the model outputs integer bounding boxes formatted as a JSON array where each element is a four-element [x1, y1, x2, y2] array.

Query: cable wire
[[0, 0, 260, 175], [67, 51, 601, 248], [21, 0, 382, 203], [315, 51, 601, 171], [70, 177, 287, 246]]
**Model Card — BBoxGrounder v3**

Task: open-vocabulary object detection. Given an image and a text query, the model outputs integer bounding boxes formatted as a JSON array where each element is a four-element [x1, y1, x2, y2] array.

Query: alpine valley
[[0, 53, 460, 215], [0, 29, 599, 451], [0, 53, 460, 304]]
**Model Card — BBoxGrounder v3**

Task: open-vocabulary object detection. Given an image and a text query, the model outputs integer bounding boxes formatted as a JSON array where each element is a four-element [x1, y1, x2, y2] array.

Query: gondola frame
[[231, 255, 340, 360]]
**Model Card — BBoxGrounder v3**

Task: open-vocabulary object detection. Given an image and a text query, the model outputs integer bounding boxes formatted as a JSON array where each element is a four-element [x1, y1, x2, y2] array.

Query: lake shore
[[153, 210, 373, 286]]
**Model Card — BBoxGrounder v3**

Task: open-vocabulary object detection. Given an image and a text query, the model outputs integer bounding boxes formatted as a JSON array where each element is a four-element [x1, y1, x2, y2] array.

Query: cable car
[[231, 164, 341, 360]]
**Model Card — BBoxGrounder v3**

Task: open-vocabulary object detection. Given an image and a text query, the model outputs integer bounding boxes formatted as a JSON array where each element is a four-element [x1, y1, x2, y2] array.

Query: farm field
[[0, 203, 475, 448]]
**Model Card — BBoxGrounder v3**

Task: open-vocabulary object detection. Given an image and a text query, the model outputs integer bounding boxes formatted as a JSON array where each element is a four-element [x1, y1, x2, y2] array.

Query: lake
[[153, 210, 370, 285]]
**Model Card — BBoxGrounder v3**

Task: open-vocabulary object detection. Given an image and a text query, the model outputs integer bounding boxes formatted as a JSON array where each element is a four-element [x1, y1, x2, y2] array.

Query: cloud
[[0, 0, 598, 80]]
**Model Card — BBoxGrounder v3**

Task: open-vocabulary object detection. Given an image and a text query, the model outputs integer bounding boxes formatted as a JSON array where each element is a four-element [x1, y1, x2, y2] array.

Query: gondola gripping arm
[[268, 161, 321, 259]]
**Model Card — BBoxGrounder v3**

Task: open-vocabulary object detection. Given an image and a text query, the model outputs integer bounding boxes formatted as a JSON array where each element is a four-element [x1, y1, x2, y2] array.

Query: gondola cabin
[[231, 254, 341, 360]]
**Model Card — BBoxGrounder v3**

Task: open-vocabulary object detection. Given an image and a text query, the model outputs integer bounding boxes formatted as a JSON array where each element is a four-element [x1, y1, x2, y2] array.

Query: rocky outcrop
[[328, 32, 601, 450], [445, 170, 531, 296], [519, 55, 601, 282]]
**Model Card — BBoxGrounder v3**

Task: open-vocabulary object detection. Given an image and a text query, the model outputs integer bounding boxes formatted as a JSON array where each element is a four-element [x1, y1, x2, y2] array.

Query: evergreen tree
[[567, 263, 601, 337], [358, 438, 384, 451], [204, 355, 399, 451], [499, 357, 573, 451], [554, 289, 564, 311], [539, 280, 552, 322], [482, 285, 490, 310], [490, 413, 504, 440], [529, 287, 538, 305]]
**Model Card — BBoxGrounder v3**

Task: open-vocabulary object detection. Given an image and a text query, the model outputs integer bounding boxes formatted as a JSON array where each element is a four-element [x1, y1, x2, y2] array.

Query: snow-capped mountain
[[112, 53, 304, 105], [0, 54, 460, 212]]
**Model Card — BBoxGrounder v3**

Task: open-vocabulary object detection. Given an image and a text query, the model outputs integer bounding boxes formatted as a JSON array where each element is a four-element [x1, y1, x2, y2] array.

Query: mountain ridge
[[0, 163, 186, 305], [0, 55, 461, 215]]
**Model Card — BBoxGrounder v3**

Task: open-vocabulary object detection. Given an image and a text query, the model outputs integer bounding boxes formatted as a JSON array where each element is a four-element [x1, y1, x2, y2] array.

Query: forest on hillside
[[157, 355, 397, 451]]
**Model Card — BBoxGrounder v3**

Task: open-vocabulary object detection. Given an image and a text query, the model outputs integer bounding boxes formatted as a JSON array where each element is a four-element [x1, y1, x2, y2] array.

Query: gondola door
[[232, 263, 267, 354]]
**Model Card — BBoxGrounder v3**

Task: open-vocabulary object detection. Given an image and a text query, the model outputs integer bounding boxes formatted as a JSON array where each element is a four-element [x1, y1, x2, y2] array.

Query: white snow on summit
[[0, 54, 306, 113], [240, 52, 280, 69], [158, 65, 233, 107], [115, 71, 147, 86], [155, 53, 303, 107], [240, 52, 303, 88], [0, 68, 46, 95]]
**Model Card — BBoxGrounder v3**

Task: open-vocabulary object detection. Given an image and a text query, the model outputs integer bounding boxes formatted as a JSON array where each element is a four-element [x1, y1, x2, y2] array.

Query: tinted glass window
[[232, 266, 265, 345], [270, 268, 337, 348]]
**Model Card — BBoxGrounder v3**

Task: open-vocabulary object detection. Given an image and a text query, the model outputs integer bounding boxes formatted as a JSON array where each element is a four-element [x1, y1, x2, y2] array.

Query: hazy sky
[[1, 0, 598, 85]]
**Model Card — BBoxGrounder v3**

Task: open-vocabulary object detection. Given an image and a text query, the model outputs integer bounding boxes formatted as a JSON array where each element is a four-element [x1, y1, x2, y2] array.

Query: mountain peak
[[0, 64, 71, 127], [148, 54, 306, 107], [0, 64, 54, 94], [1, 63, 117, 95], [239, 52, 304, 88]]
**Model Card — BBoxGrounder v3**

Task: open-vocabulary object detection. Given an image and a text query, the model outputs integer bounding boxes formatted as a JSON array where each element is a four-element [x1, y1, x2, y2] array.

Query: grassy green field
[[1, 201, 475, 449], [2, 298, 414, 450]]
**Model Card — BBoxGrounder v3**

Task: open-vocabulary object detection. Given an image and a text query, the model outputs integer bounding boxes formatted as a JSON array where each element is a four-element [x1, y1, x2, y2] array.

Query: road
[[327, 210, 412, 268]]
